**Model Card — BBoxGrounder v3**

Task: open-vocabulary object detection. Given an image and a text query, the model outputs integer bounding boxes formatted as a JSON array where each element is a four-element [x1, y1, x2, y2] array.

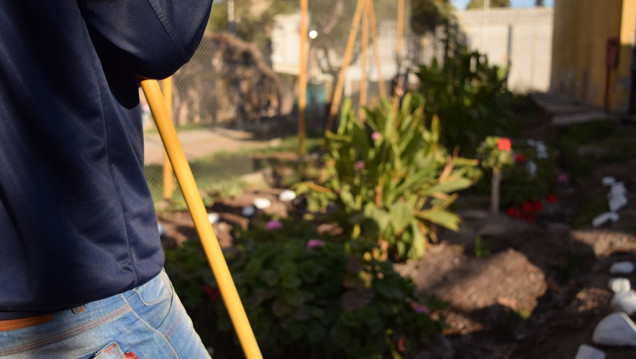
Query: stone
[[610, 182, 626, 196], [610, 261, 635, 274], [602, 176, 616, 186], [611, 290, 636, 315], [207, 212, 220, 224], [574, 344, 605, 359], [157, 222, 167, 237], [253, 197, 272, 209], [241, 206, 255, 217], [609, 278, 631, 294], [593, 212, 619, 227], [592, 312, 636, 346], [278, 189, 297, 202], [609, 193, 628, 212]]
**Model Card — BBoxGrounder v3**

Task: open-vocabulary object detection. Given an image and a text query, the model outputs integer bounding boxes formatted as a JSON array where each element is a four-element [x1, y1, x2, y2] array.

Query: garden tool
[[141, 79, 263, 359]]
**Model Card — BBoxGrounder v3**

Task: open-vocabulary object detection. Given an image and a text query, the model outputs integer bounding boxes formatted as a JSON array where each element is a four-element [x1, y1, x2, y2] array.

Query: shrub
[[165, 230, 444, 359], [415, 51, 511, 155], [296, 95, 478, 261]]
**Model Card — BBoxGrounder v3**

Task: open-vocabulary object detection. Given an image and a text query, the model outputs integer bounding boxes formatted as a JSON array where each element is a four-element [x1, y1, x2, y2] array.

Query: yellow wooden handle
[[141, 79, 263, 359]]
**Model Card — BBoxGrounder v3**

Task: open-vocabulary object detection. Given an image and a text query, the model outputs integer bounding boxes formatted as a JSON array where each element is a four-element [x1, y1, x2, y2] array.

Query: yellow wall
[[550, 0, 635, 112]]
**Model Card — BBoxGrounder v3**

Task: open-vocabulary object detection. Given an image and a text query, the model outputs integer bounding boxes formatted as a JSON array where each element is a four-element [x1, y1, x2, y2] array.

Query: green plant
[[477, 136, 514, 213], [170, 235, 443, 359], [415, 51, 511, 155], [296, 95, 478, 261], [474, 237, 491, 258]]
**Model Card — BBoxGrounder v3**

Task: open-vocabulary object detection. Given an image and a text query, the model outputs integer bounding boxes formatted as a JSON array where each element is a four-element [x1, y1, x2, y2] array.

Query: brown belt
[[0, 313, 55, 331]]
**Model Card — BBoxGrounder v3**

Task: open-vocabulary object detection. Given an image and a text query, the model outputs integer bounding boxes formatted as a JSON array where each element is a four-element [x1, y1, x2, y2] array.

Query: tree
[[535, 0, 545, 6], [466, 0, 511, 9]]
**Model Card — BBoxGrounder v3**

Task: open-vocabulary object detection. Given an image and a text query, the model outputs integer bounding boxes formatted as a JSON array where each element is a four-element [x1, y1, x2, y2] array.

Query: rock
[[593, 212, 619, 227], [157, 222, 167, 237], [574, 344, 605, 359], [611, 291, 636, 315], [279, 189, 297, 202], [602, 176, 616, 186], [610, 261, 635, 274], [207, 212, 220, 224], [253, 197, 272, 209], [241, 206, 255, 217], [609, 278, 631, 294], [610, 182, 626, 196], [592, 312, 636, 346], [609, 193, 628, 212]]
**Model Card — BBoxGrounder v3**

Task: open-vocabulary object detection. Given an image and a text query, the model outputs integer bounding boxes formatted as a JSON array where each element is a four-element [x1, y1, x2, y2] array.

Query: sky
[[451, 0, 554, 10]]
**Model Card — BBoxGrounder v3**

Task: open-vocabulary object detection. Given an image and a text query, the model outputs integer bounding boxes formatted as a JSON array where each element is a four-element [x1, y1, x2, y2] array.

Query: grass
[[144, 134, 323, 207]]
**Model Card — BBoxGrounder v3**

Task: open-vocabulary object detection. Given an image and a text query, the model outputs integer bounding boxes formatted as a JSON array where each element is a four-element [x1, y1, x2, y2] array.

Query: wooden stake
[[367, 0, 387, 99], [360, 0, 369, 117], [298, 0, 308, 156], [162, 77, 174, 200], [325, 0, 366, 132], [397, 0, 405, 57]]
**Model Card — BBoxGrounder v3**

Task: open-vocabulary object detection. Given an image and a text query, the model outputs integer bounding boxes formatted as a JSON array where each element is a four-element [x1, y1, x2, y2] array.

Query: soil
[[156, 126, 636, 358]]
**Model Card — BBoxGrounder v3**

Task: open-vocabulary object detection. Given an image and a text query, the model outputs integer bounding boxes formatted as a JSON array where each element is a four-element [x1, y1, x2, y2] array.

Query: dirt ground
[[157, 124, 636, 358]]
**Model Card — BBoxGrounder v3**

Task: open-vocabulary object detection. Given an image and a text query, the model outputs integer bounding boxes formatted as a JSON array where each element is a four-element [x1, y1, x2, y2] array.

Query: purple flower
[[371, 132, 381, 140], [306, 239, 326, 250], [354, 161, 365, 170], [411, 303, 431, 315], [264, 220, 282, 231], [557, 173, 569, 184]]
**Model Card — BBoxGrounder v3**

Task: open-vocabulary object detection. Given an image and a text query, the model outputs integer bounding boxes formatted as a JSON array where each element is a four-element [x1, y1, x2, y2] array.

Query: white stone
[[609, 194, 628, 212], [609, 278, 631, 294], [593, 312, 636, 346], [574, 344, 605, 359], [207, 213, 220, 224], [253, 198, 272, 209], [611, 291, 636, 315], [602, 176, 616, 186], [610, 261, 635, 274], [157, 222, 167, 237], [279, 189, 297, 202], [593, 212, 619, 227], [241, 206, 255, 217], [610, 182, 626, 196]]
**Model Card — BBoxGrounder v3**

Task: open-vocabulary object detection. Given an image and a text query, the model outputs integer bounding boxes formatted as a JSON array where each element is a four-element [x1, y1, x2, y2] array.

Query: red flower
[[525, 214, 536, 223], [547, 194, 557, 204], [521, 202, 534, 214], [514, 153, 525, 163], [203, 285, 220, 302], [506, 207, 521, 218], [397, 336, 406, 353], [533, 201, 543, 212], [497, 138, 511, 151]]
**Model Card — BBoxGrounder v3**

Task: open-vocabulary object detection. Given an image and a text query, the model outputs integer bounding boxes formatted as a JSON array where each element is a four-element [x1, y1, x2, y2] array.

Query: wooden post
[[298, 0, 308, 156], [397, 0, 405, 58], [325, 0, 365, 132], [162, 77, 174, 200], [367, 0, 387, 99], [360, 0, 369, 117]]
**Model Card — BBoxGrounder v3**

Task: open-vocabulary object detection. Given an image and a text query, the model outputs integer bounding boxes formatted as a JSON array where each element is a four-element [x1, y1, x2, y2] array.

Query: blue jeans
[[0, 270, 211, 358]]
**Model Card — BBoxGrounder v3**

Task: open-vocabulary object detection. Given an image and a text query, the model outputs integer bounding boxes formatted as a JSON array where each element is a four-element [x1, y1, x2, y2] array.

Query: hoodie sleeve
[[79, 0, 213, 79]]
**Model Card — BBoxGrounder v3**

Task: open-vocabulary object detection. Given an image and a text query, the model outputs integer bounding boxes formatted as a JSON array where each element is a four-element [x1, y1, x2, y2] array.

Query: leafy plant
[[165, 230, 444, 359], [296, 95, 478, 261], [415, 51, 511, 155]]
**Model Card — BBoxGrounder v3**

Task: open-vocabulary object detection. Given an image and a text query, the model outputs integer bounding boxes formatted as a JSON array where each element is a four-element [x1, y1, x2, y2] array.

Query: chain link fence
[[143, 0, 421, 204]]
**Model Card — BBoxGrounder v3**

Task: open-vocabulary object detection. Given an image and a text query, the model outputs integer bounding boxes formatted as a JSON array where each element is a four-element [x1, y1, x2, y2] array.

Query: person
[[0, 0, 213, 357]]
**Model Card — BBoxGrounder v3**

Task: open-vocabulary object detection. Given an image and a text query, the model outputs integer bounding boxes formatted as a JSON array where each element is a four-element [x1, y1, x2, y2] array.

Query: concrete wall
[[457, 7, 554, 93], [550, 0, 635, 112]]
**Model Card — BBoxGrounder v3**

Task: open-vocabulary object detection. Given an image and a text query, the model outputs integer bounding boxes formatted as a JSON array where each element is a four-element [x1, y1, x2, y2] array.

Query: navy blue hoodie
[[0, 0, 212, 318]]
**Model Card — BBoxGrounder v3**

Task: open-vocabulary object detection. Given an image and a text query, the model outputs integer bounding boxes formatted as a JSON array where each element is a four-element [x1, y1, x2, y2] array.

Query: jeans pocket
[[133, 270, 173, 306], [89, 342, 126, 359]]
